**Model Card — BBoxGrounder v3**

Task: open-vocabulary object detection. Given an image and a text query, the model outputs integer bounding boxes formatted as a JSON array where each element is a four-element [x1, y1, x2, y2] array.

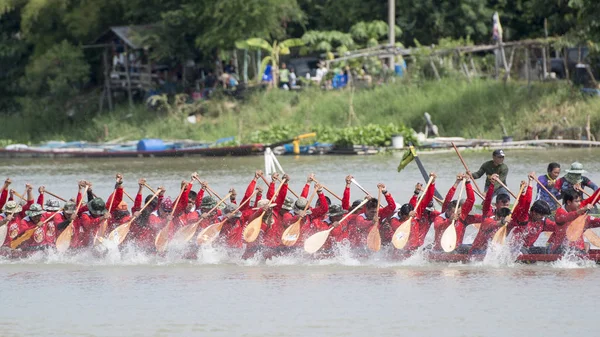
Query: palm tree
[[237, 38, 304, 87]]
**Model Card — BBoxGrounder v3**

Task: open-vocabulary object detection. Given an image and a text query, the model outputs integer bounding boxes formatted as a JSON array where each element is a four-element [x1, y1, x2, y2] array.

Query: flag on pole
[[397, 146, 417, 172]]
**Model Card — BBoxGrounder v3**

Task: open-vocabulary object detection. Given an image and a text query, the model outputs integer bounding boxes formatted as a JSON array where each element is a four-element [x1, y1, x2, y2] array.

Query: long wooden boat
[[3, 247, 599, 263], [0, 143, 265, 159]]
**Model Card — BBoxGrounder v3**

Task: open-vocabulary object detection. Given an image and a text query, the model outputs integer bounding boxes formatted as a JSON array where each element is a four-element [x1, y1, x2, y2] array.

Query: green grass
[[4, 78, 600, 145]]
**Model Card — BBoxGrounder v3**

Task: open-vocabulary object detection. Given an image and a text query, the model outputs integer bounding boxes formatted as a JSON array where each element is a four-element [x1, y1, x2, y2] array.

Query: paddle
[[313, 178, 343, 201], [440, 179, 466, 252], [366, 187, 383, 252], [451, 142, 485, 199], [56, 186, 89, 253], [273, 175, 300, 198], [350, 178, 371, 196], [154, 184, 187, 253], [243, 178, 286, 243], [492, 183, 526, 245], [171, 192, 232, 245], [10, 189, 26, 201], [495, 180, 517, 199], [106, 189, 161, 245], [143, 183, 157, 194], [191, 176, 223, 200], [10, 208, 63, 249], [392, 175, 435, 249], [94, 183, 119, 246], [303, 198, 370, 254], [44, 190, 67, 202], [281, 189, 318, 246], [123, 190, 135, 202], [566, 190, 600, 242], [196, 191, 257, 246], [408, 143, 444, 201]]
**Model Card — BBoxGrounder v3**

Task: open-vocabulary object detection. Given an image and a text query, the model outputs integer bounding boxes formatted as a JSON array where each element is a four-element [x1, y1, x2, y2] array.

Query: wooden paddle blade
[[243, 213, 264, 243], [566, 215, 586, 242], [303, 228, 333, 254], [10, 228, 35, 249], [366, 223, 381, 252], [391, 218, 411, 249], [171, 223, 199, 245], [584, 229, 600, 247], [107, 222, 131, 246], [441, 224, 458, 253], [55, 224, 74, 253], [281, 221, 301, 246], [0, 225, 7, 246], [94, 220, 108, 246], [492, 226, 508, 245], [197, 222, 225, 245], [155, 222, 173, 253]]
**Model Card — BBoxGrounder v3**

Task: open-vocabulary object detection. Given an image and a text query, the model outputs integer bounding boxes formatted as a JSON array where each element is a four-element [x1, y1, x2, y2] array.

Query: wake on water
[[0, 239, 596, 269]]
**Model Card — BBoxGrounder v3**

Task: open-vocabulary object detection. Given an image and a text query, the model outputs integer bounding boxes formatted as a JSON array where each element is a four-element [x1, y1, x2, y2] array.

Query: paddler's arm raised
[[378, 183, 396, 220], [342, 175, 352, 211]]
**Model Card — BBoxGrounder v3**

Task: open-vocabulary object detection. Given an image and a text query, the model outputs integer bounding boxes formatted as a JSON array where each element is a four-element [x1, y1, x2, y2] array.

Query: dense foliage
[[0, 0, 599, 140]]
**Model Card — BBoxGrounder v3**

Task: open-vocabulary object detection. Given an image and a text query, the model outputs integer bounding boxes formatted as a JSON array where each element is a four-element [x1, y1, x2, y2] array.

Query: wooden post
[[388, 0, 395, 70], [469, 55, 478, 77], [124, 44, 133, 109], [563, 48, 570, 81], [429, 57, 441, 81], [494, 46, 500, 79], [243, 48, 248, 84], [541, 47, 547, 80], [102, 48, 113, 112], [525, 47, 531, 86]]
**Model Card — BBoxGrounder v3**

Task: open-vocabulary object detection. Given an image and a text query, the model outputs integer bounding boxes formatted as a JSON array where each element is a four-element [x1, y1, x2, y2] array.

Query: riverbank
[[3, 78, 600, 146]]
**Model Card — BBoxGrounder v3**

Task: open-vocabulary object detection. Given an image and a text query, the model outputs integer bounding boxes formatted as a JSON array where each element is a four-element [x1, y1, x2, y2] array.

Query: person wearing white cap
[[554, 162, 598, 199], [469, 149, 509, 196]]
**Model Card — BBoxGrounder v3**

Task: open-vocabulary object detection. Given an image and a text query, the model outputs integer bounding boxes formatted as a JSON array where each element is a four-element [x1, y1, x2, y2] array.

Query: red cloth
[[2, 215, 26, 247], [342, 186, 350, 211], [433, 182, 475, 250], [72, 211, 103, 248], [0, 189, 7, 210], [347, 192, 396, 248]]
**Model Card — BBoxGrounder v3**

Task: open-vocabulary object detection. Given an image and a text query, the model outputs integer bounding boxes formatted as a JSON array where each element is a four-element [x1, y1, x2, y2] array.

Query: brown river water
[[1, 148, 599, 336]]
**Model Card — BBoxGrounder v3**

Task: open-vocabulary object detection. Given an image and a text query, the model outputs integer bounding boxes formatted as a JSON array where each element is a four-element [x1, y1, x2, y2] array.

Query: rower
[[555, 162, 598, 199], [536, 163, 561, 212], [469, 149, 509, 196], [548, 189, 600, 254], [432, 174, 475, 253], [348, 183, 396, 252]]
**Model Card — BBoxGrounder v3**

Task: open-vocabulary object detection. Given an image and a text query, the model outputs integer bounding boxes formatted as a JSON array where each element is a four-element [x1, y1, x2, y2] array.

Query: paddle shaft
[[495, 179, 517, 199], [451, 142, 485, 199], [273, 176, 300, 198], [313, 178, 342, 201], [191, 176, 222, 200], [44, 190, 66, 202], [123, 190, 135, 202], [411, 149, 445, 201], [143, 183, 157, 194], [350, 178, 371, 196], [532, 176, 560, 205], [68, 186, 89, 228], [10, 190, 25, 201], [449, 180, 466, 227], [326, 198, 370, 231]]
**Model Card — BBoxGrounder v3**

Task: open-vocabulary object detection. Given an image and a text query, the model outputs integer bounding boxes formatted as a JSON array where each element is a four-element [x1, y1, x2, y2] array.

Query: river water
[[1, 148, 600, 336]]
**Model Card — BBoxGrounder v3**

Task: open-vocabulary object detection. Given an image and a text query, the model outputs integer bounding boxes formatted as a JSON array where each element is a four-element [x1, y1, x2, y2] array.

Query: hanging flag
[[492, 12, 503, 42], [397, 146, 417, 172]]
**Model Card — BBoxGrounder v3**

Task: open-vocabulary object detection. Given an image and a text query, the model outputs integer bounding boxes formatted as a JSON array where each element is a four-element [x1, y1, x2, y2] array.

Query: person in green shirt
[[469, 149, 509, 196], [279, 62, 290, 90]]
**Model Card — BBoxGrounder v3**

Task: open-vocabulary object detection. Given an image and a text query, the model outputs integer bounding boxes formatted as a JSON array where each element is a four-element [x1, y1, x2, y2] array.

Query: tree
[[19, 40, 89, 127], [239, 38, 304, 87]]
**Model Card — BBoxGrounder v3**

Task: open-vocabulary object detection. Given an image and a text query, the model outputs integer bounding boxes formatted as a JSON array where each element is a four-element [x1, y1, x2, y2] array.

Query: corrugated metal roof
[[92, 25, 155, 49]]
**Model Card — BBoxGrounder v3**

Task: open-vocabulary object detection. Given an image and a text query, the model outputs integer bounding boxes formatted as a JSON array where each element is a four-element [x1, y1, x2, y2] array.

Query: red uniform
[[387, 184, 434, 250], [432, 182, 475, 250], [2, 214, 27, 247], [348, 192, 396, 248], [72, 211, 104, 248], [548, 189, 600, 252]]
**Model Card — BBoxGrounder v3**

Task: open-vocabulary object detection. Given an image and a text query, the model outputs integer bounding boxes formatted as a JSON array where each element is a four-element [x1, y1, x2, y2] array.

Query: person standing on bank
[[469, 149, 509, 196]]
